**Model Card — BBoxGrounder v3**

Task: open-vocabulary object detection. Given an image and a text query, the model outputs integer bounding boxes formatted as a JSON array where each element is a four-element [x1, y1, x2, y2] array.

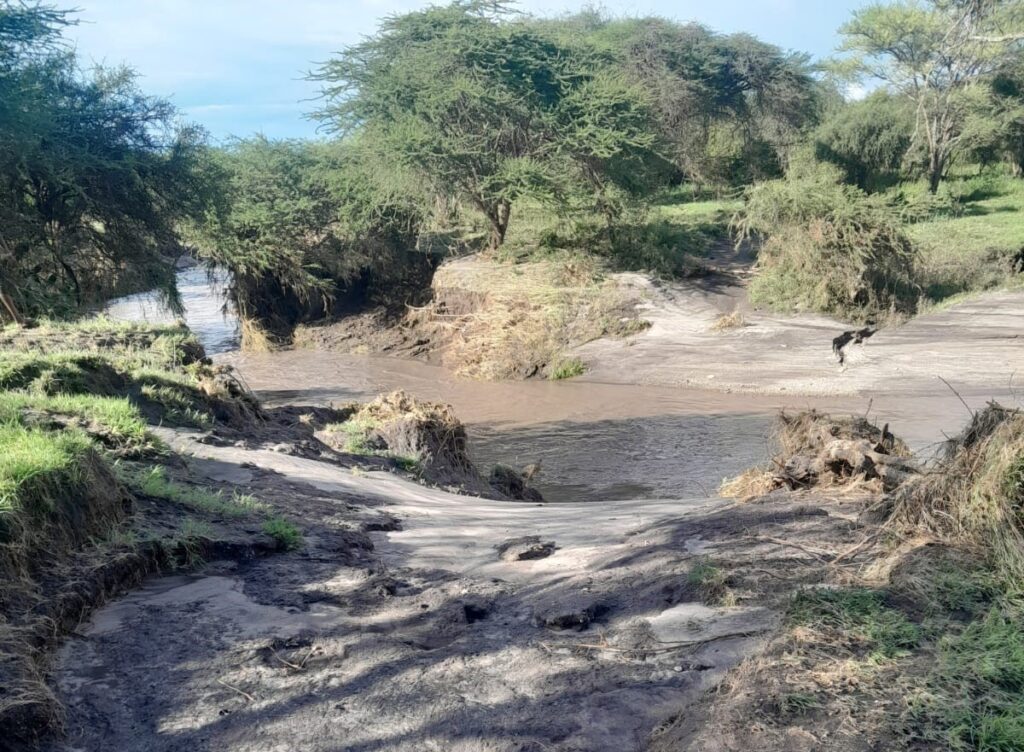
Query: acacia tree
[[561, 15, 821, 189], [838, 0, 1024, 192], [814, 93, 916, 191], [0, 1, 215, 319], [311, 0, 656, 249]]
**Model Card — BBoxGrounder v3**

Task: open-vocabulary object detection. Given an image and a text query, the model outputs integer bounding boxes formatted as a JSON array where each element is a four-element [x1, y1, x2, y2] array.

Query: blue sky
[[67, 1, 866, 141]]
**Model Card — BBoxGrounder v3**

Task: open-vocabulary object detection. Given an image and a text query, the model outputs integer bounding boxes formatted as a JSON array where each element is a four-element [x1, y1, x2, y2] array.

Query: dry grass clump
[[426, 254, 645, 380], [326, 391, 474, 483], [718, 467, 777, 501], [720, 410, 916, 499], [888, 402, 1024, 579], [775, 410, 911, 459], [710, 310, 746, 332]]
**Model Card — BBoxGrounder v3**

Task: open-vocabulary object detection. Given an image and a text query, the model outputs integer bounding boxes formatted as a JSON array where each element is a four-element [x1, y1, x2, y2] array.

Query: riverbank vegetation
[[3, 0, 1022, 343], [0, 320, 286, 744], [705, 405, 1024, 750]]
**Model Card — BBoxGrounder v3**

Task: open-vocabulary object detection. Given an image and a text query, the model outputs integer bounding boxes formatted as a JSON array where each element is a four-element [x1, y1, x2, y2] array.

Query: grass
[[904, 173, 1024, 305], [687, 559, 736, 607], [0, 423, 92, 522], [0, 392, 151, 452], [326, 418, 381, 455], [127, 466, 266, 518], [547, 357, 585, 380], [787, 588, 921, 662], [262, 516, 302, 550]]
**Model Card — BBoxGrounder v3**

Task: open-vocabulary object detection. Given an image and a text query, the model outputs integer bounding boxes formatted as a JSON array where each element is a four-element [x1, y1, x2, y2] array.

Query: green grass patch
[[901, 173, 1024, 304], [548, 357, 586, 380], [787, 587, 921, 661], [0, 423, 92, 523], [127, 466, 266, 518], [687, 559, 735, 606], [0, 392, 150, 451], [262, 516, 302, 550], [918, 606, 1024, 751]]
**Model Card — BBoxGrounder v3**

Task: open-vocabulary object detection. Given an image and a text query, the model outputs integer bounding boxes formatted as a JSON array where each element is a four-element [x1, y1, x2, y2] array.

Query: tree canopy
[[0, 1, 215, 319], [312, 0, 660, 249]]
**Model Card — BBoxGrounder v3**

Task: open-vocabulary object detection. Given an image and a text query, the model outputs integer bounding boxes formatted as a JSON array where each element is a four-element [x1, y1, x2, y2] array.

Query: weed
[[687, 559, 736, 607], [777, 691, 820, 717], [127, 466, 266, 518], [548, 357, 585, 380], [262, 517, 302, 550], [787, 588, 920, 661]]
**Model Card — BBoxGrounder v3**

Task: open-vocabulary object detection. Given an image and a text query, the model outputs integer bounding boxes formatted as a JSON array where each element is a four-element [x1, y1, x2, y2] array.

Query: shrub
[[735, 167, 920, 320], [262, 517, 302, 551]]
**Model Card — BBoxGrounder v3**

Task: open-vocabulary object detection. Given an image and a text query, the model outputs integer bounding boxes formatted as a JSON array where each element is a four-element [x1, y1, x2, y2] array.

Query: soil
[[39, 424, 888, 752]]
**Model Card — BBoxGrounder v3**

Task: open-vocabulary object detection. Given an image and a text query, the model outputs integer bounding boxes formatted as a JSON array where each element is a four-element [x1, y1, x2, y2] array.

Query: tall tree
[[838, 0, 1024, 192], [0, 1, 215, 318], [311, 0, 656, 249], [566, 15, 821, 189]]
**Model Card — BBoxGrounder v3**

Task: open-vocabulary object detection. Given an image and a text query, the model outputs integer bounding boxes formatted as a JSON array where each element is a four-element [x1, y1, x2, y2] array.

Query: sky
[[66, 1, 866, 141]]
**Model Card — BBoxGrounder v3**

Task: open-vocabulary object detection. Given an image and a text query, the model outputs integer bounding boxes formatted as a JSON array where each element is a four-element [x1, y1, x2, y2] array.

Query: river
[[105, 268, 975, 502]]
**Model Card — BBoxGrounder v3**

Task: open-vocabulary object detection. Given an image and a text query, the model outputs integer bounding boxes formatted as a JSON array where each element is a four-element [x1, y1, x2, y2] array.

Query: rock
[[496, 536, 556, 562], [489, 464, 545, 502], [533, 594, 607, 631]]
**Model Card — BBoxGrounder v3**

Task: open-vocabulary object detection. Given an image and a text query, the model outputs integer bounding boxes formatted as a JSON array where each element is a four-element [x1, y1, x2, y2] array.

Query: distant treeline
[[2, 0, 1022, 325]]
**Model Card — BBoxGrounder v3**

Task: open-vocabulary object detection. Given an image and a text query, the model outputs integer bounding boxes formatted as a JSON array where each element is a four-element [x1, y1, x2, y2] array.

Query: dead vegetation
[[320, 390, 543, 500], [295, 253, 649, 380], [709, 310, 745, 332], [720, 410, 917, 500], [701, 404, 1024, 751], [887, 402, 1024, 578]]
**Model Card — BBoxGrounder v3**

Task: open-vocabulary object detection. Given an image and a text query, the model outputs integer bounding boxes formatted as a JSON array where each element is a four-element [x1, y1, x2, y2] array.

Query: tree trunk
[[487, 200, 511, 251], [0, 285, 23, 325], [927, 151, 945, 193]]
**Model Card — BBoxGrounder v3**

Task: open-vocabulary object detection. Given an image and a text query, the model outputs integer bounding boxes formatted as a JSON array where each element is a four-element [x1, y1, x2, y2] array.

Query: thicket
[[3, 0, 1023, 331], [734, 161, 920, 319], [0, 2, 216, 321]]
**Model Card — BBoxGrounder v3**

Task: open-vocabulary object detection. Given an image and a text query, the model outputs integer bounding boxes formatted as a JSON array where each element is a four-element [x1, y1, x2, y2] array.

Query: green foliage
[[921, 607, 1024, 751], [127, 466, 265, 518], [815, 92, 916, 191], [737, 164, 920, 319], [787, 587, 921, 661], [571, 15, 822, 190], [262, 516, 302, 551], [835, 0, 1024, 191], [0, 392, 150, 452], [547, 357, 586, 380], [312, 0, 660, 249], [192, 137, 431, 342], [0, 2, 218, 319], [0, 423, 91, 521]]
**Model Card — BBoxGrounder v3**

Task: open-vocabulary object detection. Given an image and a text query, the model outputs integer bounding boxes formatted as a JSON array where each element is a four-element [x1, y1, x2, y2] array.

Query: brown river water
[[106, 270, 992, 502]]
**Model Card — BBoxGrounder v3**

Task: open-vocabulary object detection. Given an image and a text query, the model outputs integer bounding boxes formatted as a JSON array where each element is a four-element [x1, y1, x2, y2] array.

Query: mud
[[44, 429, 875, 752]]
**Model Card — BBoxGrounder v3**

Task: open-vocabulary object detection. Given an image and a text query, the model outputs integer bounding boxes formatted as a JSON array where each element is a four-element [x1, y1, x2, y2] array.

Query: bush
[[735, 166, 920, 320]]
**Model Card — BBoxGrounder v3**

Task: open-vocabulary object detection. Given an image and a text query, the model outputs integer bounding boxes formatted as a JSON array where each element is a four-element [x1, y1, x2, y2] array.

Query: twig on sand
[[551, 630, 767, 655], [939, 376, 975, 418], [748, 535, 835, 563], [217, 678, 255, 702], [269, 648, 306, 671], [832, 530, 883, 564]]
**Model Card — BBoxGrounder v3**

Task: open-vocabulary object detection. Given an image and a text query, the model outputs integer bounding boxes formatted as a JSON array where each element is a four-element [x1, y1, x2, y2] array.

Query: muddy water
[[223, 349, 789, 502], [107, 268, 987, 502], [104, 266, 239, 354]]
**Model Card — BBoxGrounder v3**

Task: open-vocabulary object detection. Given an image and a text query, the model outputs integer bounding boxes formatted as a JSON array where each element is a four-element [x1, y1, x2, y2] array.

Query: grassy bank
[[0, 319, 291, 746], [703, 406, 1024, 750]]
